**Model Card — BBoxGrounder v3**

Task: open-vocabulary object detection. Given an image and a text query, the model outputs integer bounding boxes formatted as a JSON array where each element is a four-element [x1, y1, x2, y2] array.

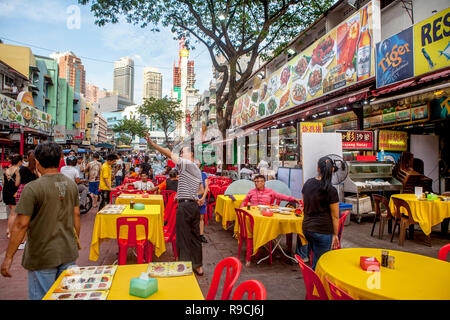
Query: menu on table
[[147, 262, 192, 277], [49, 265, 118, 300], [98, 204, 127, 214], [118, 194, 136, 199]]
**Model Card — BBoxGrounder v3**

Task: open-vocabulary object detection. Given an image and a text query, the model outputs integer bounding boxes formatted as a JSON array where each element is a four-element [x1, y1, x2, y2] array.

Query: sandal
[[193, 268, 204, 277]]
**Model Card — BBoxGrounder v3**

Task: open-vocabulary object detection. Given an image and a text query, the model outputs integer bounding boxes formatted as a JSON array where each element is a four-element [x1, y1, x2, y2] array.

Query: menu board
[[337, 130, 374, 150], [98, 204, 127, 214], [378, 130, 408, 151], [231, 1, 379, 129], [0, 93, 52, 132], [147, 262, 192, 277]]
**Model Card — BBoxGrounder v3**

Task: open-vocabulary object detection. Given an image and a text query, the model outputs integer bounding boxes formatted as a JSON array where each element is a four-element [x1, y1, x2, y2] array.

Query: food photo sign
[[0, 93, 53, 133], [231, 1, 380, 129]]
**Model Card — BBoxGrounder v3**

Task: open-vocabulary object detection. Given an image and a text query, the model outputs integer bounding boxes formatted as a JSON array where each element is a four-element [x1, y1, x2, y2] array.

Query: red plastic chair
[[438, 243, 450, 261], [232, 280, 267, 300], [161, 189, 176, 207], [336, 210, 350, 249], [116, 217, 153, 265], [164, 201, 178, 259], [207, 185, 223, 218], [325, 276, 354, 300], [206, 257, 242, 300], [155, 175, 166, 185], [163, 192, 177, 226], [235, 208, 272, 267], [294, 254, 328, 300]]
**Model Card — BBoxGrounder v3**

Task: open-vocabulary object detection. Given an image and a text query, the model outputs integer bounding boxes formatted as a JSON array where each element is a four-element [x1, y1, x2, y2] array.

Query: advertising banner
[[337, 130, 374, 150], [414, 8, 450, 77], [0, 93, 52, 133], [378, 130, 408, 151], [231, 1, 379, 129], [376, 27, 414, 87]]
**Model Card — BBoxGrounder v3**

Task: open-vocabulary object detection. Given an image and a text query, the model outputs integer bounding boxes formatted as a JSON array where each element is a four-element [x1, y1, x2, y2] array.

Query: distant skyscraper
[[143, 67, 162, 101], [85, 83, 99, 103], [51, 51, 86, 95], [113, 57, 134, 103]]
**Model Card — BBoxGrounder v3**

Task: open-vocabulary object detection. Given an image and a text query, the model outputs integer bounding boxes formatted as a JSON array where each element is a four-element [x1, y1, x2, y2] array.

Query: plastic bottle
[[380, 149, 385, 162]]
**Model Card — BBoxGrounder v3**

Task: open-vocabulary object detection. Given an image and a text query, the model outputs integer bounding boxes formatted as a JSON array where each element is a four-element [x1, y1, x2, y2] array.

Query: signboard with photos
[[231, 1, 380, 129]]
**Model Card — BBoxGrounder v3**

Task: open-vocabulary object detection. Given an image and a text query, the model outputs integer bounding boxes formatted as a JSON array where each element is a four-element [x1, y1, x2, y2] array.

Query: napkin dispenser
[[129, 272, 158, 298], [360, 257, 380, 271]]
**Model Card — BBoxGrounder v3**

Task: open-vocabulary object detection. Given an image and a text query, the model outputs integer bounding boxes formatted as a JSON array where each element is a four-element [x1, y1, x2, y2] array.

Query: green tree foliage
[[138, 97, 183, 147], [80, 0, 334, 137], [112, 118, 149, 139]]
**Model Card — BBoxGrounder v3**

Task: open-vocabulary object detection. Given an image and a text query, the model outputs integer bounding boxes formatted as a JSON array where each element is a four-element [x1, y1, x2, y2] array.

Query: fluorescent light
[[287, 48, 296, 55]]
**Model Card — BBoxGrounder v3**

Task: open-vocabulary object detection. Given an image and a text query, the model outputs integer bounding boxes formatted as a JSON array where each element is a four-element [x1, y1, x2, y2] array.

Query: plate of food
[[311, 35, 335, 68], [290, 81, 307, 104], [293, 55, 311, 80], [307, 66, 323, 98], [268, 75, 280, 96], [278, 207, 295, 211], [266, 97, 279, 115], [257, 205, 270, 209], [280, 66, 291, 90], [248, 104, 257, 122], [258, 102, 266, 117], [241, 106, 248, 123], [251, 91, 259, 103], [279, 89, 291, 110], [259, 83, 268, 101]]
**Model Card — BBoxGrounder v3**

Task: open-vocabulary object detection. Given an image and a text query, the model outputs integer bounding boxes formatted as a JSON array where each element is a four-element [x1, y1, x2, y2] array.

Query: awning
[[372, 79, 416, 97], [95, 143, 114, 149], [417, 68, 450, 84]]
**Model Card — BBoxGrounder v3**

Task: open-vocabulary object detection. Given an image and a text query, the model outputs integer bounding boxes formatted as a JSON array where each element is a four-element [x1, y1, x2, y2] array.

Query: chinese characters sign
[[337, 130, 374, 150], [300, 122, 323, 133], [378, 130, 408, 152]]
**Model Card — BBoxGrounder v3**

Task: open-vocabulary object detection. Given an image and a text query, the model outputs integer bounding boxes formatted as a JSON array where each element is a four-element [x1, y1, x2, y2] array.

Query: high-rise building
[[113, 57, 134, 103], [85, 83, 99, 104], [51, 51, 86, 95], [143, 67, 162, 101]]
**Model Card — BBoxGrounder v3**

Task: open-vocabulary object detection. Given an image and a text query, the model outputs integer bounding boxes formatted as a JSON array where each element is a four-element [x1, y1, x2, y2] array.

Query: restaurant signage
[[337, 130, 374, 150], [0, 93, 52, 133], [54, 125, 66, 143], [378, 130, 407, 151], [300, 122, 323, 133], [376, 8, 450, 88], [231, 1, 380, 129]]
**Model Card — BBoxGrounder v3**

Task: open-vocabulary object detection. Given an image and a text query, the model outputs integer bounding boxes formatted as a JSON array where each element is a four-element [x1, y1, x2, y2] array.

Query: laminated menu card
[[48, 290, 109, 300], [98, 204, 127, 214], [54, 266, 117, 293], [65, 265, 117, 277], [146, 262, 192, 277], [118, 194, 136, 199]]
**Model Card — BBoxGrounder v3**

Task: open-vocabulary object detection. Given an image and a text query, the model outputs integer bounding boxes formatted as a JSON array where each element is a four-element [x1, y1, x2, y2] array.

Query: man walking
[[99, 153, 118, 210], [86, 152, 102, 207], [145, 133, 204, 276], [1, 142, 80, 300]]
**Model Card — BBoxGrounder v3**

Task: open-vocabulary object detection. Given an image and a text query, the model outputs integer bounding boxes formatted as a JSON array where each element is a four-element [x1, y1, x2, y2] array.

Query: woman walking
[[3, 154, 23, 239], [300, 156, 340, 270]]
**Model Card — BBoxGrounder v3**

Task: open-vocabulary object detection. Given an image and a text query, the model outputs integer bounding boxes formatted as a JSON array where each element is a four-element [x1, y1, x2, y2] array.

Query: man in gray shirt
[[145, 133, 205, 276]]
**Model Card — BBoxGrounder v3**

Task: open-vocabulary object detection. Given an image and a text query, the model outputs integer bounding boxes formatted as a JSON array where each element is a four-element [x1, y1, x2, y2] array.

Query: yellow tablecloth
[[235, 207, 306, 256], [315, 248, 450, 300], [116, 194, 165, 218], [214, 194, 246, 230], [43, 263, 204, 300], [89, 205, 166, 261], [389, 194, 450, 236]]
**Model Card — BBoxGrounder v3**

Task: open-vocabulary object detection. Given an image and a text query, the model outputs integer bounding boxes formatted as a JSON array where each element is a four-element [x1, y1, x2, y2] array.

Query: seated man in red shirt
[[240, 175, 301, 207]]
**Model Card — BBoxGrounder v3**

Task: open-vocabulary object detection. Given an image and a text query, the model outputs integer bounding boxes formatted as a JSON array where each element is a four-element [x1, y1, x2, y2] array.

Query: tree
[[138, 97, 183, 147], [112, 118, 149, 142], [79, 0, 334, 138], [115, 134, 132, 146]]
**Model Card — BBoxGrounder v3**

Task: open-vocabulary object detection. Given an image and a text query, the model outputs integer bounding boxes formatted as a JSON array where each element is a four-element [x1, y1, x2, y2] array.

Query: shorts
[[88, 181, 100, 195]]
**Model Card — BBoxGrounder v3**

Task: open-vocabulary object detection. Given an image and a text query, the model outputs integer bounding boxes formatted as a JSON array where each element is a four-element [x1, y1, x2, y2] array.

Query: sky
[[0, 0, 214, 103]]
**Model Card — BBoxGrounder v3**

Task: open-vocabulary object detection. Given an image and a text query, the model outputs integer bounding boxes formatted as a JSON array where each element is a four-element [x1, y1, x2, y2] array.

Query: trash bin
[[339, 203, 353, 226]]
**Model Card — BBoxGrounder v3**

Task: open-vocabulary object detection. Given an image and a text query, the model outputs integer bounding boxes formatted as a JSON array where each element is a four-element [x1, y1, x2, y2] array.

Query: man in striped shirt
[[145, 133, 205, 276]]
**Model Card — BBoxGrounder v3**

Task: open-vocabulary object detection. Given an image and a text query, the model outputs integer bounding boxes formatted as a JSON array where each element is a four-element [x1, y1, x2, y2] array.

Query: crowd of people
[[0, 138, 341, 299]]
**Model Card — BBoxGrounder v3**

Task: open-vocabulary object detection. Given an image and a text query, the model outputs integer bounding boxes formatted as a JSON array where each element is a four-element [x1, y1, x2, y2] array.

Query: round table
[[315, 248, 450, 300]]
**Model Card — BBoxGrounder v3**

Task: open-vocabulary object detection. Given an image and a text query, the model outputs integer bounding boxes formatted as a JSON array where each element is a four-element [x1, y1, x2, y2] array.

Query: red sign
[[337, 130, 374, 150]]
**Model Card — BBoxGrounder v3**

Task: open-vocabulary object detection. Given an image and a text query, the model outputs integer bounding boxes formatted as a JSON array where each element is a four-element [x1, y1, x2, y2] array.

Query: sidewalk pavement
[[0, 203, 448, 300]]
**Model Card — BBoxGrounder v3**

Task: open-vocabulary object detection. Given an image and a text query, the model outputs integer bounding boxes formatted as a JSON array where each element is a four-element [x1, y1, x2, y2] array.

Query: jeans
[[303, 231, 333, 270], [99, 190, 111, 211], [28, 261, 76, 300], [115, 175, 123, 187]]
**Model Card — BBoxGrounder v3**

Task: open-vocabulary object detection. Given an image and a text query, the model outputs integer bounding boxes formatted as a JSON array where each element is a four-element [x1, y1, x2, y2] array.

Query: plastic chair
[[325, 277, 354, 300], [206, 257, 242, 300], [265, 180, 291, 207], [164, 201, 178, 259], [235, 208, 272, 267], [116, 217, 152, 265], [391, 198, 416, 246], [155, 175, 166, 185], [294, 254, 329, 300], [438, 243, 450, 261], [336, 210, 350, 249], [371, 194, 393, 239], [164, 192, 177, 227], [232, 280, 267, 300], [224, 179, 254, 195], [207, 185, 223, 218], [161, 189, 176, 207]]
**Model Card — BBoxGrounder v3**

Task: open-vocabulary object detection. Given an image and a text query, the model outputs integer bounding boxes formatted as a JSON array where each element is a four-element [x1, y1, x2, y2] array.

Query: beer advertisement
[[231, 1, 380, 129]]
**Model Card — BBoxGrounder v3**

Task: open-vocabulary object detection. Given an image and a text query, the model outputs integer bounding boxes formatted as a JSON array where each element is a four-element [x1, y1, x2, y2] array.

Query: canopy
[[95, 143, 114, 149], [117, 145, 131, 148], [64, 148, 88, 154]]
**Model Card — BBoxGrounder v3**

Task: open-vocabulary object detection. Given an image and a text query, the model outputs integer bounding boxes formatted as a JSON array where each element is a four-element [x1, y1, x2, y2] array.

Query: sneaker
[[200, 235, 208, 243], [18, 241, 26, 250], [302, 256, 310, 263]]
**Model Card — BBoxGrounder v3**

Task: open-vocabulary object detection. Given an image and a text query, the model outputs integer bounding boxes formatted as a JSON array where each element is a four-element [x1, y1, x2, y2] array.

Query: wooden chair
[[371, 194, 393, 239]]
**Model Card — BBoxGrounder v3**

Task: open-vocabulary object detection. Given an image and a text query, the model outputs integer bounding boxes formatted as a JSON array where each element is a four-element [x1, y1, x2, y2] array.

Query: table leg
[[285, 234, 293, 255], [388, 219, 392, 234], [441, 218, 449, 237], [408, 224, 415, 240]]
